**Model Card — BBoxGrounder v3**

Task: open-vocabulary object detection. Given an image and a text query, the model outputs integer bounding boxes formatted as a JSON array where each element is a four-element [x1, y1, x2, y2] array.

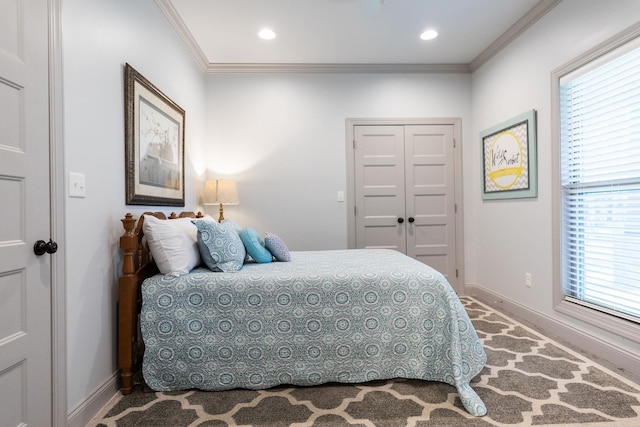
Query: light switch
[[69, 172, 86, 198], [337, 191, 345, 202]]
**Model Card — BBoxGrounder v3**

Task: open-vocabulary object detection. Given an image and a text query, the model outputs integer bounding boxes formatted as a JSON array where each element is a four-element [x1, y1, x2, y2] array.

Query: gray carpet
[[88, 297, 640, 426]]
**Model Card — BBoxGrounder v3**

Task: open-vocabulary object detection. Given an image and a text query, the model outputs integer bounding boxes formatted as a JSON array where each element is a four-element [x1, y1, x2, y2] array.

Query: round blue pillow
[[239, 227, 273, 263]]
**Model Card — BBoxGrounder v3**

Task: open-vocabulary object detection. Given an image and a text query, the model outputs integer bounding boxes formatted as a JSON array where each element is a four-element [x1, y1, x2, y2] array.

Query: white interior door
[[404, 125, 456, 279], [352, 123, 457, 280], [0, 1, 53, 426], [354, 125, 406, 251]]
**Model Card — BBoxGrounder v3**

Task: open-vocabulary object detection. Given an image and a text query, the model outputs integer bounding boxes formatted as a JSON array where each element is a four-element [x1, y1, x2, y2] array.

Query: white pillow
[[142, 214, 215, 276]]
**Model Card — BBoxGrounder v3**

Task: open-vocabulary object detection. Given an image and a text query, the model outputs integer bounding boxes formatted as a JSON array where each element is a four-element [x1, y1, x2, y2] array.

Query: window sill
[[555, 299, 640, 344]]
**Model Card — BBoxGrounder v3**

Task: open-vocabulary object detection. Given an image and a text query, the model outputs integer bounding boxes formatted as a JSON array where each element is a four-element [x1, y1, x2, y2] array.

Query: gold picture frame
[[124, 63, 185, 206]]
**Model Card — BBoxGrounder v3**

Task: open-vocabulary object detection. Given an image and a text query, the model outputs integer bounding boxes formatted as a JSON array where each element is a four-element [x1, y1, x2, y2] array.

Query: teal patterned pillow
[[264, 232, 291, 262], [192, 220, 245, 272], [239, 227, 273, 263]]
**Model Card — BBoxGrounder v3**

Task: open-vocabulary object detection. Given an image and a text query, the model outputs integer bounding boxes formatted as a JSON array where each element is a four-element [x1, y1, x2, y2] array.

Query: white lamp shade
[[204, 179, 239, 205]]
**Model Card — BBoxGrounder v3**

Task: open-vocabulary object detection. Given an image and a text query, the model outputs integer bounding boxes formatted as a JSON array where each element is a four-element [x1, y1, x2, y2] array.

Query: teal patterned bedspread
[[140, 249, 487, 416]]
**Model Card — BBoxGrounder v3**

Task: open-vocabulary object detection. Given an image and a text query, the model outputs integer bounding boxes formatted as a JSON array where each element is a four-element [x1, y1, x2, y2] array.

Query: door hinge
[[453, 138, 456, 148], [354, 206, 357, 216], [454, 204, 457, 214], [456, 269, 459, 278], [353, 139, 356, 149]]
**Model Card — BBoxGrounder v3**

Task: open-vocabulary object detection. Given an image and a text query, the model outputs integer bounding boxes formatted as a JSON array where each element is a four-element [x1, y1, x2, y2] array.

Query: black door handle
[[34, 239, 58, 256], [408, 217, 415, 223], [397, 217, 404, 224]]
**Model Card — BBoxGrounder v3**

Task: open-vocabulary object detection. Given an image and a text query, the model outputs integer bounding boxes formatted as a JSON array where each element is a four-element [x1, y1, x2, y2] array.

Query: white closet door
[[352, 123, 457, 280], [0, 1, 52, 426], [404, 125, 456, 280], [353, 125, 406, 251]]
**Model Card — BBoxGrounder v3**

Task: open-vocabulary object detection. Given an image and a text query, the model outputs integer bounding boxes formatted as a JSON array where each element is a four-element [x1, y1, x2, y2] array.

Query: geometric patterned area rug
[[87, 297, 640, 427]]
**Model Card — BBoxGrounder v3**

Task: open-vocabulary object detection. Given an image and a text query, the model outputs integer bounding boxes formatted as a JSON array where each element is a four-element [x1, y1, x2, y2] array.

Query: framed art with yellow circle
[[481, 110, 537, 200]]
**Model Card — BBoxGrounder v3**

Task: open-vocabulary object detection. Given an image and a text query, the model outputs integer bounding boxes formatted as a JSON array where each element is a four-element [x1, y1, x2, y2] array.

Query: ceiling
[[158, 0, 560, 73]]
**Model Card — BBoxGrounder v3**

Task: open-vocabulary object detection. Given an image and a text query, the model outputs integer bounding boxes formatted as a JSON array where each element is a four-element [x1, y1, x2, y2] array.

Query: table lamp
[[204, 179, 239, 222]]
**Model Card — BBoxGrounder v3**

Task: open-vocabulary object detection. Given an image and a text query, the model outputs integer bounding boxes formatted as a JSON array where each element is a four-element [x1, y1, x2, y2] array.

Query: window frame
[[552, 22, 640, 344]]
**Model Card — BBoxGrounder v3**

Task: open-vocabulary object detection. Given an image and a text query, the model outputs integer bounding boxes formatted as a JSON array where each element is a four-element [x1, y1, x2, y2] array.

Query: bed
[[118, 212, 487, 416]]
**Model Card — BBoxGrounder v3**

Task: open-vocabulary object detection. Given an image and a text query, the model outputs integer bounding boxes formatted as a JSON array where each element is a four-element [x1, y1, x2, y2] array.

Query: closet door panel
[[354, 125, 406, 251], [405, 125, 456, 280]]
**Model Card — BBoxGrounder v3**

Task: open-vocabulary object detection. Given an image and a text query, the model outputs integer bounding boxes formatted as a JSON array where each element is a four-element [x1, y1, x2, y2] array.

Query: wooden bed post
[[116, 210, 202, 394], [118, 213, 138, 394]]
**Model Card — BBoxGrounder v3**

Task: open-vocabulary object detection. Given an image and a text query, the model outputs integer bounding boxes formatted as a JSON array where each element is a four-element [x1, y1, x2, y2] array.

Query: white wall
[[62, 0, 207, 413], [470, 0, 640, 354], [204, 73, 472, 251]]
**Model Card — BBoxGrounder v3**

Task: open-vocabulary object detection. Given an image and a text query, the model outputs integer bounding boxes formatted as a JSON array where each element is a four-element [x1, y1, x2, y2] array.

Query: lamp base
[[218, 203, 225, 222]]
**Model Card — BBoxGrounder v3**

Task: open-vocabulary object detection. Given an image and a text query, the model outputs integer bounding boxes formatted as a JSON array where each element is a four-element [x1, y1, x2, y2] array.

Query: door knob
[[397, 217, 404, 224], [408, 217, 415, 223], [34, 239, 58, 256]]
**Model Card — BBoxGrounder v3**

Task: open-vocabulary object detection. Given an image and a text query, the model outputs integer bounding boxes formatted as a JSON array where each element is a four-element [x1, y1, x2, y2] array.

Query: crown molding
[[155, 0, 209, 72], [204, 63, 471, 74], [470, 0, 563, 71], [158, 0, 562, 75]]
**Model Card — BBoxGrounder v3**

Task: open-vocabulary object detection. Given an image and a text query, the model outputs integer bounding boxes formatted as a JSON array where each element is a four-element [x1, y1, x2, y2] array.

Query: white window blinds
[[559, 40, 640, 322]]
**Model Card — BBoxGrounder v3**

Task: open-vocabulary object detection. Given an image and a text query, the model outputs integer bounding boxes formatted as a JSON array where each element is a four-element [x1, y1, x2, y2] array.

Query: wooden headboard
[[118, 211, 203, 394]]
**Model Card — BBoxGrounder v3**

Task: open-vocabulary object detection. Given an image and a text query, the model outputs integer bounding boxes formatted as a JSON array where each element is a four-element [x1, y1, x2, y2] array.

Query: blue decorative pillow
[[264, 232, 291, 262], [239, 227, 273, 263], [192, 220, 245, 272], [220, 219, 241, 232]]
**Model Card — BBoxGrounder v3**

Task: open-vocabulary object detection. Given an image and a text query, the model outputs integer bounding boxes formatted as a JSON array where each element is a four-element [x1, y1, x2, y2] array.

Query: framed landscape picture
[[124, 63, 185, 206], [481, 110, 537, 200]]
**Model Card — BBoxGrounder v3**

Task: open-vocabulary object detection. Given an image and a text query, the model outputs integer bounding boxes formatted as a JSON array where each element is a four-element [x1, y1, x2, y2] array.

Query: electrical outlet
[[525, 273, 532, 288]]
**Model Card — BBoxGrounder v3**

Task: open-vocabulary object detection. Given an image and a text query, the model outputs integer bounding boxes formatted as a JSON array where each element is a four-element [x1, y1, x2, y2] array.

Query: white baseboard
[[67, 372, 119, 427], [465, 284, 640, 381]]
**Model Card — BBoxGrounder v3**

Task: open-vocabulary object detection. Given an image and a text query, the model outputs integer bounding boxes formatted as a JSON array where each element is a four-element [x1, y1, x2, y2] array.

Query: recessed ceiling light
[[420, 29, 438, 41], [258, 28, 276, 40]]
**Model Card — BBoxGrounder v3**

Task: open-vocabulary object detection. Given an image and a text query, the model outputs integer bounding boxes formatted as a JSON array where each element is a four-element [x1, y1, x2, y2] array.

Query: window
[[553, 27, 640, 340]]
